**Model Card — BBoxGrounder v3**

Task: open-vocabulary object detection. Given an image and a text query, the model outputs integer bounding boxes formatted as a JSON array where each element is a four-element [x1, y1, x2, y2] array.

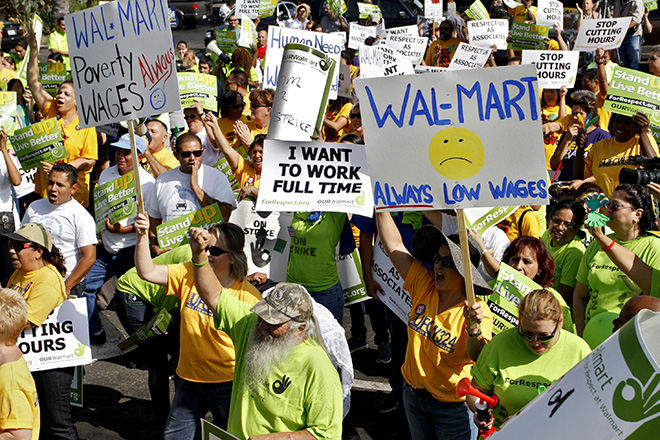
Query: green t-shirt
[[541, 231, 586, 291], [214, 292, 343, 440], [576, 233, 660, 322], [471, 327, 591, 428], [286, 212, 346, 292]]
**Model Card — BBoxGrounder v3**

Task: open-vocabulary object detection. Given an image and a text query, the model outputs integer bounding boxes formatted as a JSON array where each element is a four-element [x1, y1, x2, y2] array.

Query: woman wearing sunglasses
[[134, 212, 262, 440], [235, 88, 274, 149], [376, 212, 493, 440], [573, 183, 660, 336], [469, 289, 590, 434], [217, 91, 248, 145]]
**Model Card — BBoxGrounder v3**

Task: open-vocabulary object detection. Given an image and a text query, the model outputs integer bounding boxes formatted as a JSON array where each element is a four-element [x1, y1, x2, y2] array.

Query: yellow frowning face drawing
[[428, 127, 485, 180]]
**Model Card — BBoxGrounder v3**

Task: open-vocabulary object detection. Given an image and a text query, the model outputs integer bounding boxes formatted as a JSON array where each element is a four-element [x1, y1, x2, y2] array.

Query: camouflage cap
[[250, 283, 313, 325]]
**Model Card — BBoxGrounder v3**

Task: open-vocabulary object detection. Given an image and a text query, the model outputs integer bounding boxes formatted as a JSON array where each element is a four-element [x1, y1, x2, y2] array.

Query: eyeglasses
[[349, 112, 361, 119], [605, 202, 633, 212], [184, 114, 200, 121], [180, 150, 203, 158], [251, 103, 267, 109], [519, 321, 559, 343], [205, 245, 228, 257], [550, 217, 575, 229], [9, 241, 31, 252], [432, 254, 456, 269], [230, 103, 244, 109]]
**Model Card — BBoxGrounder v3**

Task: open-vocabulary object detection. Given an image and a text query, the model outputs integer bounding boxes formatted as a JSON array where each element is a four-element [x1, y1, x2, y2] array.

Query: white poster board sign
[[415, 65, 447, 74], [235, 0, 277, 19], [348, 23, 377, 49], [338, 63, 353, 98], [522, 50, 580, 88], [18, 298, 92, 372], [424, 0, 444, 19], [371, 237, 412, 323], [238, 14, 257, 48], [257, 140, 374, 215], [354, 65, 548, 211], [202, 419, 240, 440], [537, 0, 563, 28], [468, 19, 509, 50], [384, 25, 419, 38], [66, 0, 181, 128], [448, 42, 492, 70], [573, 17, 632, 51], [384, 33, 428, 65], [359, 45, 415, 78]]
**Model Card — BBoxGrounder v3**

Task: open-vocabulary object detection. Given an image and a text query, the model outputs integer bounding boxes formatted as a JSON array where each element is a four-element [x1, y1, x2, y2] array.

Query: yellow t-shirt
[[7, 265, 67, 327], [167, 262, 261, 383], [234, 155, 259, 188], [242, 94, 252, 120], [0, 67, 17, 90], [0, 357, 40, 439], [247, 120, 269, 141], [47, 31, 70, 71], [218, 115, 248, 145], [424, 37, 463, 67], [585, 135, 660, 197], [323, 102, 352, 142], [401, 260, 493, 402], [508, 5, 538, 22], [35, 99, 98, 207], [497, 206, 540, 242], [152, 147, 180, 171]]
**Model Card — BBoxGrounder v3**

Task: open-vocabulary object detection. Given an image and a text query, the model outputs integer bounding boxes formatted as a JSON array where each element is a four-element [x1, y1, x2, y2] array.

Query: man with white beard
[[189, 226, 343, 440]]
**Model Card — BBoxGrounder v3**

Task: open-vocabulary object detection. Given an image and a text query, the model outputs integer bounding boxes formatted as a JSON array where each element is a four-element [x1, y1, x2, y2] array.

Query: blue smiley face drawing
[[150, 88, 166, 110]]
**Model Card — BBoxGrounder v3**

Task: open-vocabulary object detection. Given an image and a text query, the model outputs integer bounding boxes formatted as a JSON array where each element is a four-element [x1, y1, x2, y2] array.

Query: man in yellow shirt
[[424, 21, 464, 68], [509, 0, 537, 23], [47, 17, 70, 71]]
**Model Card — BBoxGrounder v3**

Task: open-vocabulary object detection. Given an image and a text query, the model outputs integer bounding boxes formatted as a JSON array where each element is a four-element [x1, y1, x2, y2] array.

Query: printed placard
[[39, 62, 72, 97], [358, 2, 382, 19], [239, 14, 257, 49], [338, 63, 353, 98], [508, 22, 550, 50], [93, 171, 137, 233], [424, 0, 444, 19], [465, 206, 519, 233], [359, 45, 415, 78], [465, 0, 491, 20], [448, 42, 492, 70], [213, 157, 240, 191], [468, 19, 509, 50], [645, 0, 659, 11], [371, 237, 412, 323], [117, 308, 172, 353], [348, 23, 378, 49], [10, 118, 69, 170], [338, 249, 369, 306], [156, 203, 224, 249], [329, 0, 347, 16], [384, 30, 428, 65], [415, 65, 448, 74], [488, 263, 543, 334], [521, 50, 580, 88], [177, 72, 218, 112], [70, 365, 83, 407], [573, 17, 632, 51], [0, 91, 18, 134], [537, 0, 563, 28], [354, 65, 548, 210], [384, 25, 418, 38], [235, 0, 278, 18], [18, 298, 92, 372], [202, 419, 240, 440], [66, 0, 180, 128], [216, 28, 240, 53], [256, 140, 374, 215]]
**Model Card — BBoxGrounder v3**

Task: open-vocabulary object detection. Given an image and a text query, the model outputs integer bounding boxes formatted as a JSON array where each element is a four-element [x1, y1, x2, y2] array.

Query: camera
[[619, 156, 660, 185], [549, 181, 575, 199]]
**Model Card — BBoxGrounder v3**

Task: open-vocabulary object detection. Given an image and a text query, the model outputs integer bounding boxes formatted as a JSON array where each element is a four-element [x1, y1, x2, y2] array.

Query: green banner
[[258, 0, 279, 17], [177, 72, 218, 112], [117, 308, 172, 353], [465, 206, 519, 234], [465, 0, 491, 20], [93, 171, 137, 234], [216, 28, 239, 53], [339, 248, 369, 306], [488, 262, 540, 335], [39, 62, 71, 97], [0, 91, 19, 135], [329, 0, 347, 16], [213, 157, 240, 191], [357, 2, 382, 18], [9, 118, 68, 170], [645, 0, 658, 11], [156, 203, 225, 249], [508, 22, 549, 50]]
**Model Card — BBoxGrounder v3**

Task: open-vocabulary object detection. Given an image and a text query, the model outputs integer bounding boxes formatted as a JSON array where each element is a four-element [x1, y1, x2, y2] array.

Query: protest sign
[[202, 419, 240, 440], [238, 14, 257, 48], [358, 2, 382, 18], [384, 29, 428, 65], [18, 298, 92, 372], [465, 0, 491, 20], [329, 0, 347, 16], [17, 16, 42, 83], [264, 26, 342, 99], [93, 171, 137, 233], [66, 0, 181, 128], [354, 65, 548, 211], [425, 0, 443, 19], [70, 366, 83, 407], [118, 308, 172, 353], [177, 72, 218, 112], [537, 0, 563, 28], [39, 62, 72, 97], [488, 263, 543, 334], [14, 166, 36, 199], [359, 45, 415, 78], [521, 50, 579, 88], [330, 31, 348, 48], [491, 310, 660, 440], [338, 63, 353, 98], [257, 140, 374, 215], [468, 19, 508, 50], [385, 25, 418, 38], [448, 42, 492, 70], [415, 65, 447, 74], [348, 23, 378, 49], [338, 249, 369, 306], [573, 17, 631, 51], [645, 0, 659, 11], [508, 22, 550, 50], [235, 0, 278, 18], [213, 157, 240, 191], [267, 44, 336, 142], [156, 203, 224, 249], [0, 91, 18, 134], [10, 118, 68, 170], [371, 237, 412, 323], [216, 27, 240, 53], [465, 206, 519, 233]]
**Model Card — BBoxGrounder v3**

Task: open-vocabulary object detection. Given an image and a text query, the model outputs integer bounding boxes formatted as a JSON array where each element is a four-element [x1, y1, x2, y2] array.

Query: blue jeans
[[618, 34, 641, 71], [309, 281, 344, 325], [162, 377, 232, 440], [32, 367, 79, 440], [403, 381, 476, 440]]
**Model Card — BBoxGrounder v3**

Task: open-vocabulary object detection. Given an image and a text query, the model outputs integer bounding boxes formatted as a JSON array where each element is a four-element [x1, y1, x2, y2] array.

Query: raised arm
[[0, 130, 21, 186], [375, 212, 414, 279], [26, 24, 52, 112], [634, 112, 657, 158], [190, 226, 220, 313], [203, 112, 242, 172], [134, 212, 169, 286]]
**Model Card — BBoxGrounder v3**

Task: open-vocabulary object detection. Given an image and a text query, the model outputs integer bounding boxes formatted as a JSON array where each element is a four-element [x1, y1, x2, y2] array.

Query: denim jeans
[[309, 281, 344, 325], [162, 378, 232, 440], [32, 367, 79, 440], [403, 381, 476, 440], [618, 34, 642, 71]]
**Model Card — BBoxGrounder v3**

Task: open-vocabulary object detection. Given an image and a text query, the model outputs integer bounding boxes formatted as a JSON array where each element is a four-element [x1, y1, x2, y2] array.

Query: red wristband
[[601, 239, 615, 251]]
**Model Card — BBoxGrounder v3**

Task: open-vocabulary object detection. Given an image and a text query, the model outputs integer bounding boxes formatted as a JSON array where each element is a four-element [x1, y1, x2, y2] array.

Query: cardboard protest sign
[[338, 249, 369, 306], [491, 310, 660, 440], [465, 206, 519, 234], [177, 72, 218, 112], [348, 23, 378, 49], [118, 308, 172, 353], [17, 16, 42, 84], [468, 19, 508, 50], [264, 27, 342, 99], [14, 165, 36, 199], [213, 157, 240, 191], [18, 298, 92, 372], [10, 118, 69, 170], [329, 0, 347, 16], [238, 14, 257, 48], [66, 0, 180, 128], [267, 44, 336, 142], [354, 65, 548, 211], [537, 0, 563, 28], [338, 63, 353, 98], [465, 0, 491, 20], [521, 50, 579, 88], [358, 2, 382, 18], [93, 171, 137, 233], [235, 0, 278, 19], [448, 42, 492, 70], [385, 25, 418, 38], [216, 28, 240, 53], [508, 22, 550, 50], [257, 140, 374, 215], [372, 237, 412, 323], [39, 62, 72, 97], [0, 91, 19, 134], [202, 419, 240, 440], [573, 17, 632, 51], [488, 263, 543, 334], [384, 30, 428, 65], [156, 203, 224, 249], [359, 45, 415, 78], [425, 0, 443, 19]]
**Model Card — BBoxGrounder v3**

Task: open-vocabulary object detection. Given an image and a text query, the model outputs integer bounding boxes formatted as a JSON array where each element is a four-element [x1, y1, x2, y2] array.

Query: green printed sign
[[258, 0, 278, 17], [9, 118, 68, 170], [508, 22, 549, 50], [357, 2, 382, 18], [488, 263, 540, 335], [216, 28, 239, 53], [93, 171, 137, 234], [117, 308, 172, 353], [465, 0, 491, 20], [39, 62, 71, 97], [213, 157, 240, 191], [70, 365, 83, 407], [0, 91, 18, 135], [604, 66, 660, 142], [338, 249, 369, 306], [644, 0, 658, 11], [465, 206, 518, 234], [177, 72, 218, 112], [156, 203, 225, 249], [329, 0, 347, 16]]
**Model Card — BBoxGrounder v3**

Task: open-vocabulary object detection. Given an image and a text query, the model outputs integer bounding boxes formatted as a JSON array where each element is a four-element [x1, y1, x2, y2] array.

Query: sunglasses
[[180, 150, 203, 158], [205, 245, 228, 257], [605, 202, 633, 212], [349, 112, 361, 120], [519, 321, 559, 343], [251, 103, 267, 109], [183, 114, 201, 121], [9, 241, 31, 252], [230, 103, 244, 109], [432, 254, 456, 269]]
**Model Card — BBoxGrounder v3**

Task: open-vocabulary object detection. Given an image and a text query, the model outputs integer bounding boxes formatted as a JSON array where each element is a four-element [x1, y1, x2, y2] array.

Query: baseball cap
[[111, 133, 146, 154], [250, 283, 313, 325], [4, 223, 53, 252]]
